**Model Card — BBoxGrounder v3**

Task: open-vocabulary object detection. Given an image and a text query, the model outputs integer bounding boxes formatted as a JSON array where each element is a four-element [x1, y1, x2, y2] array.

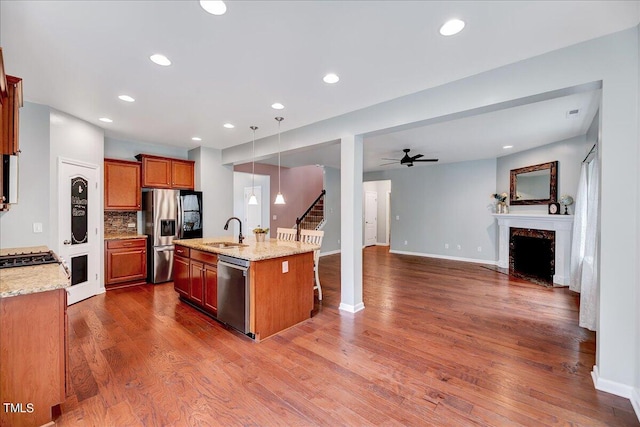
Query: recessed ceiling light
[[200, 1, 227, 15], [99, 117, 113, 123], [271, 103, 285, 110], [223, 123, 235, 129], [118, 95, 135, 102], [323, 73, 340, 84], [503, 145, 513, 149], [192, 137, 202, 141], [439, 19, 465, 36], [150, 54, 171, 66]]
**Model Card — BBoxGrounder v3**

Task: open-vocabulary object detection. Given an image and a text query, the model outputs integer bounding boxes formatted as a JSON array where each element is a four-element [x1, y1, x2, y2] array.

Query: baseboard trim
[[591, 365, 634, 399], [320, 249, 341, 257], [389, 249, 497, 266], [375, 243, 390, 247], [339, 302, 365, 313], [630, 387, 640, 422]]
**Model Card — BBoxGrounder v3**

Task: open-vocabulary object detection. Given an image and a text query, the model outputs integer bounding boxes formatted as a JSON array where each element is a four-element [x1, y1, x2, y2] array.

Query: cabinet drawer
[[175, 245, 190, 258], [191, 249, 217, 265], [106, 238, 146, 250]]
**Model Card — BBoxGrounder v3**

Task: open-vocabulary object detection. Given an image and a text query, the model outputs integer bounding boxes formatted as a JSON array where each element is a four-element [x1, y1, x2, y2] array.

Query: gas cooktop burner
[[0, 251, 61, 269]]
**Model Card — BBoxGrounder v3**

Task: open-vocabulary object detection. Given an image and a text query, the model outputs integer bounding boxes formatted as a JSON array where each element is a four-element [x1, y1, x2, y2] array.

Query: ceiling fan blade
[[411, 154, 424, 160], [381, 158, 401, 161], [412, 158, 439, 162], [379, 161, 397, 166]]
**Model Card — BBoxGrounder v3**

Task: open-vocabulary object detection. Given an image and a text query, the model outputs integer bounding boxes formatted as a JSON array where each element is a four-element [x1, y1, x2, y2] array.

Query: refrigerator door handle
[[177, 193, 183, 239]]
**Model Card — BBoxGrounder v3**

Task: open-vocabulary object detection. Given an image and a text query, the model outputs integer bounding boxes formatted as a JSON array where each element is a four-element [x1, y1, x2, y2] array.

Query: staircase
[[295, 190, 326, 240], [298, 198, 325, 231]]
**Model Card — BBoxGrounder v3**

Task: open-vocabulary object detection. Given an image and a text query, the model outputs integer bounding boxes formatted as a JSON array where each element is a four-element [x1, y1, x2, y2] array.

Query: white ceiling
[[1, 1, 638, 169]]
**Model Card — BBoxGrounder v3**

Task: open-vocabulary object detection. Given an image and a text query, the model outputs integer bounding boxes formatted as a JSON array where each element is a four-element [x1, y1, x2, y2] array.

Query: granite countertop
[[0, 246, 70, 298], [174, 236, 320, 261], [104, 234, 147, 241]]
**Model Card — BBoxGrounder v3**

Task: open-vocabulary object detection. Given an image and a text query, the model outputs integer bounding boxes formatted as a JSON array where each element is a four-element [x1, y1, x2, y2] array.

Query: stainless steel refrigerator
[[143, 189, 203, 283]]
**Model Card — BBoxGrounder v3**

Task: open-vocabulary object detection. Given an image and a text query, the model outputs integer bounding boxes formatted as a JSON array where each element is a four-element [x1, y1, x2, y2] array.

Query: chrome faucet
[[223, 217, 244, 243]]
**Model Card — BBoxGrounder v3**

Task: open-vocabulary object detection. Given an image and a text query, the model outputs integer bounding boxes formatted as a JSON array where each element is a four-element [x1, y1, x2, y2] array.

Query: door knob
[[63, 240, 71, 245]]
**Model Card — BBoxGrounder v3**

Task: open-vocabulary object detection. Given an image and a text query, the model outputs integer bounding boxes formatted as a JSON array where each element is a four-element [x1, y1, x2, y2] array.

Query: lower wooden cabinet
[[174, 245, 217, 315], [105, 238, 147, 289], [0, 288, 67, 427]]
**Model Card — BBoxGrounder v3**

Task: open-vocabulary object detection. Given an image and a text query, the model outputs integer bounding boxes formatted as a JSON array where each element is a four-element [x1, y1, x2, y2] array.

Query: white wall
[[48, 108, 105, 288], [232, 172, 270, 238], [224, 27, 639, 397], [365, 159, 497, 262], [0, 102, 50, 249], [496, 135, 592, 213], [189, 146, 234, 239], [105, 137, 189, 161]]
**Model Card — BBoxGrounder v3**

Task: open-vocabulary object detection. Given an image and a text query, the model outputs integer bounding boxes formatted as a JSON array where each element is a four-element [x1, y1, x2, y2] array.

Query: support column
[[339, 135, 364, 313]]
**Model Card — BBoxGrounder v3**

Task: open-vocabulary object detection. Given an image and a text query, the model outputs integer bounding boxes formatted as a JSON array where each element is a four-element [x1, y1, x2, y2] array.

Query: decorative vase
[[255, 233, 266, 242]]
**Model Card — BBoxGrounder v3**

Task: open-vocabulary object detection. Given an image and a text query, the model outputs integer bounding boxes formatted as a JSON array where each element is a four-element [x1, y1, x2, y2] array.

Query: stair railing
[[296, 189, 326, 241]]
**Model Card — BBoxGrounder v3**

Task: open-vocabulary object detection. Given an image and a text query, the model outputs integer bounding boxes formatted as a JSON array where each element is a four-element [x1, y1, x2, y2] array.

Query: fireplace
[[493, 213, 573, 286], [509, 228, 555, 285]]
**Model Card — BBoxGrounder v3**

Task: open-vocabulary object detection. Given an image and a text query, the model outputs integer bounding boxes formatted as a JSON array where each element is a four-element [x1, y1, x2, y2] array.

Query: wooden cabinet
[[171, 158, 195, 189], [1, 47, 23, 156], [135, 154, 195, 190], [174, 248, 190, 298], [203, 263, 218, 315], [173, 245, 217, 315], [105, 238, 147, 289], [0, 288, 67, 427], [104, 158, 141, 211]]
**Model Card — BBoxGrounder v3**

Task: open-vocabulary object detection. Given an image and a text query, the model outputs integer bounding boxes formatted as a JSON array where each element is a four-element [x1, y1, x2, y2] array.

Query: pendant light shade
[[248, 126, 258, 205], [274, 116, 286, 205]]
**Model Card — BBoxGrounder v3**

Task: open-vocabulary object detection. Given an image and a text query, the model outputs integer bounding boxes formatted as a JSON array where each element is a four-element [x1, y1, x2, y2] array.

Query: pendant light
[[274, 116, 286, 205], [248, 126, 258, 205]]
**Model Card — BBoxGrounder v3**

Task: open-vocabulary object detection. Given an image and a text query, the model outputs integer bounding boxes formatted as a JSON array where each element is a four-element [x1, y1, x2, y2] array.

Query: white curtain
[[569, 160, 600, 331]]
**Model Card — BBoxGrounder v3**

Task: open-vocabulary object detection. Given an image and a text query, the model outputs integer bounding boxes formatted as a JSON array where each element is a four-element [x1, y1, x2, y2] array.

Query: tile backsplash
[[105, 211, 138, 235]]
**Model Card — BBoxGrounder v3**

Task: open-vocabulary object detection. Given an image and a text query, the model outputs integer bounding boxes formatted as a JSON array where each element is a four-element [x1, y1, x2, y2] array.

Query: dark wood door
[[173, 255, 190, 298], [189, 260, 204, 304], [104, 159, 141, 210], [140, 156, 171, 188], [171, 159, 195, 189], [203, 263, 217, 315]]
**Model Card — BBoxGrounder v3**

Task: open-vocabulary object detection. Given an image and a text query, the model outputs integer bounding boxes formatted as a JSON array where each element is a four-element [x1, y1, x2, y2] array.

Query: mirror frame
[[509, 161, 558, 205]]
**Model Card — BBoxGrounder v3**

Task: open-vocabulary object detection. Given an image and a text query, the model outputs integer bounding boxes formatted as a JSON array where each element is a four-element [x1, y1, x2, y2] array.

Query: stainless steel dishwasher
[[217, 254, 251, 336]]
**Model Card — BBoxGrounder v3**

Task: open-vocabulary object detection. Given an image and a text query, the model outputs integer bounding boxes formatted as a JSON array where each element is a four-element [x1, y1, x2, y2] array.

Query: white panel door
[[244, 186, 262, 232], [364, 191, 377, 246], [58, 158, 100, 305]]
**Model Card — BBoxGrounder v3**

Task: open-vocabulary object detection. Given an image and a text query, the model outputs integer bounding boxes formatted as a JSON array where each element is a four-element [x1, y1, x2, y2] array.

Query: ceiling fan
[[381, 149, 439, 167]]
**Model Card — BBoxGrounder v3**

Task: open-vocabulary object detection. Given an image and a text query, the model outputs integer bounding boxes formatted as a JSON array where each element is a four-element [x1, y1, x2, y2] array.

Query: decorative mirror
[[510, 161, 558, 205]]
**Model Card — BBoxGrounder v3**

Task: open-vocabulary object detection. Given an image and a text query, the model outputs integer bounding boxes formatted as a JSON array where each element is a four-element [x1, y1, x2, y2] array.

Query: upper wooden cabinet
[[104, 158, 142, 211], [135, 154, 195, 190], [1, 75, 23, 156]]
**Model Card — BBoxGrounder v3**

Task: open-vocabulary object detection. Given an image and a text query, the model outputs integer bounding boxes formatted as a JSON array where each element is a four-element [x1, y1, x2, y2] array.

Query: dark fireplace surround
[[509, 227, 556, 286]]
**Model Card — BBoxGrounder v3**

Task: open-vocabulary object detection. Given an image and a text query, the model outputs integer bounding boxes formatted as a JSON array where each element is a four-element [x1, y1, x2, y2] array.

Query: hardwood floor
[[55, 246, 639, 426]]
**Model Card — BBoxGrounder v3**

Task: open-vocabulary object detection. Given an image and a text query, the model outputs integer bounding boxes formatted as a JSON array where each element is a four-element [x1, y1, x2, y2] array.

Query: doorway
[[58, 158, 100, 305]]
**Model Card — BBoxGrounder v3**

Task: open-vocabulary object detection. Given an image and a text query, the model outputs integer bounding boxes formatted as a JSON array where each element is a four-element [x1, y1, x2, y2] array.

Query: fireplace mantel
[[493, 213, 574, 286]]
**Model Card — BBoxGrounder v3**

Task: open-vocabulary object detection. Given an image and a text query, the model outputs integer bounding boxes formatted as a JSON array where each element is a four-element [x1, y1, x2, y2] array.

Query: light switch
[[273, 215, 277, 220], [282, 261, 289, 273], [33, 223, 43, 233], [396, 215, 400, 221]]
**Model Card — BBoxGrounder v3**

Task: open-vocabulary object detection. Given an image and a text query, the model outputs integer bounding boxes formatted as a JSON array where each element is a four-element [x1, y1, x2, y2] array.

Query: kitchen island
[[173, 236, 319, 341], [0, 246, 70, 427]]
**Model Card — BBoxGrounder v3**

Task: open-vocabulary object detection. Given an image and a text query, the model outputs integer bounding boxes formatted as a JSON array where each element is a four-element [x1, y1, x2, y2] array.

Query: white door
[[244, 186, 262, 232], [58, 158, 100, 305], [365, 191, 377, 246]]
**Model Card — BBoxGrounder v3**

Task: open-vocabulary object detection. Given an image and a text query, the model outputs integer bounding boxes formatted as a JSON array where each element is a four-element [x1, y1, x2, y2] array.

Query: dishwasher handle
[[218, 260, 249, 274]]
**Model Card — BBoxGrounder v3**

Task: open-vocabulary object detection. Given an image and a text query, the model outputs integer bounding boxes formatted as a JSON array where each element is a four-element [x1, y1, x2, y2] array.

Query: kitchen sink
[[203, 241, 248, 249]]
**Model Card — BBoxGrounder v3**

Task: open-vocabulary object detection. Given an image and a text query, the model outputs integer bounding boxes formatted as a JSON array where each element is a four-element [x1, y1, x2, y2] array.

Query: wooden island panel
[[250, 252, 314, 341], [0, 288, 67, 427]]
